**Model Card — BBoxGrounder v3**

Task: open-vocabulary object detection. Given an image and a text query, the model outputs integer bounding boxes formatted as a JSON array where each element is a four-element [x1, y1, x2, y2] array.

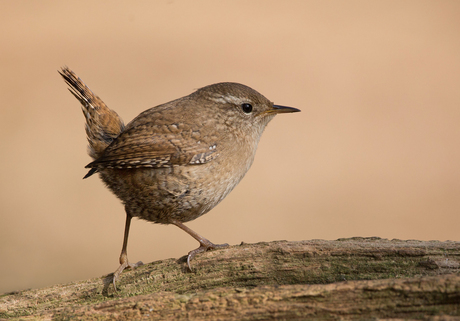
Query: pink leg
[[172, 220, 229, 271]]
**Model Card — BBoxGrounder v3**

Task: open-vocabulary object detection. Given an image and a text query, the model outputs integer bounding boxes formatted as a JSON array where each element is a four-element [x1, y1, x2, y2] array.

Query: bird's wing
[[85, 124, 219, 170]]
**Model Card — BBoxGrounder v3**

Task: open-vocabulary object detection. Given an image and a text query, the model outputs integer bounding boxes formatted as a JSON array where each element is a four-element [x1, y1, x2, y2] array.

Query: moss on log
[[1, 238, 459, 320]]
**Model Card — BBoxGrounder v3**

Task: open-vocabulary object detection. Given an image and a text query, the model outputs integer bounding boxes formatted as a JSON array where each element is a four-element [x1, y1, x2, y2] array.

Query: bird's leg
[[112, 211, 143, 290], [171, 220, 229, 271]]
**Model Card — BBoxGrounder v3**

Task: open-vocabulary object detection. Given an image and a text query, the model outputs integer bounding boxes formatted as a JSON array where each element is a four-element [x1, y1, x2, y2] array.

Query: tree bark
[[1, 238, 459, 320]]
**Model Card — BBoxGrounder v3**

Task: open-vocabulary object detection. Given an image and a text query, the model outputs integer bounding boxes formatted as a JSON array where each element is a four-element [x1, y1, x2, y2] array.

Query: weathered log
[[1, 238, 459, 320]]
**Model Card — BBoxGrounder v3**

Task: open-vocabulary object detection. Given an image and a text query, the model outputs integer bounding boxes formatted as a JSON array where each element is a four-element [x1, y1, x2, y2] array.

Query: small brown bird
[[59, 67, 299, 289]]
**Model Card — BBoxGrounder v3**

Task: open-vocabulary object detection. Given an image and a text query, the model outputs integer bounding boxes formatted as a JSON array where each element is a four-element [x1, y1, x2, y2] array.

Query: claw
[[171, 220, 229, 271], [186, 239, 229, 271], [112, 260, 143, 291]]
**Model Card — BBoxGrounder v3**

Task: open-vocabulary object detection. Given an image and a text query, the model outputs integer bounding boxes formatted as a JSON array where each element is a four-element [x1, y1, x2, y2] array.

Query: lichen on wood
[[1, 238, 459, 320]]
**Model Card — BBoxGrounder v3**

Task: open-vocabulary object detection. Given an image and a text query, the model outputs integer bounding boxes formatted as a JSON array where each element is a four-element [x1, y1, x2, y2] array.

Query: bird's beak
[[263, 104, 301, 115]]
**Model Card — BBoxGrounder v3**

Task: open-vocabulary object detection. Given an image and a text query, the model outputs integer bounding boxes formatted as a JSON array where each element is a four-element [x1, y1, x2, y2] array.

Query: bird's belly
[[99, 160, 249, 224]]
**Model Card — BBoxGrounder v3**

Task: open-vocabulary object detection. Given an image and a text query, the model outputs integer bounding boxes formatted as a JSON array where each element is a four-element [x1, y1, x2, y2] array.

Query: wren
[[59, 67, 300, 289]]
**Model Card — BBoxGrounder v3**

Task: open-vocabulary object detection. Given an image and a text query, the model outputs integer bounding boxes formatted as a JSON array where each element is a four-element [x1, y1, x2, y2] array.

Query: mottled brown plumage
[[60, 67, 300, 290]]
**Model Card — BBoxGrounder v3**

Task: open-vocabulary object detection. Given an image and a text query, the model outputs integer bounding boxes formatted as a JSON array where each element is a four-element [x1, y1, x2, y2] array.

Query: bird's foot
[[112, 259, 143, 291], [186, 239, 229, 271]]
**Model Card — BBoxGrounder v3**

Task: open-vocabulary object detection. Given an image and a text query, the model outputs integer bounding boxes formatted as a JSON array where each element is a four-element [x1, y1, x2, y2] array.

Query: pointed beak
[[273, 105, 300, 113], [263, 104, 301, 115]]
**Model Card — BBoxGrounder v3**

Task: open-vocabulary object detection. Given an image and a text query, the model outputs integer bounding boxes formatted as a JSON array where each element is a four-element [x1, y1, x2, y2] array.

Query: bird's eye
[[241, 103, 253, 114]]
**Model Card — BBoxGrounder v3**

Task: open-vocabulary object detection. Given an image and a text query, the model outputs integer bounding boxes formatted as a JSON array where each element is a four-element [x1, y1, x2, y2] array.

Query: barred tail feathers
[[59, 67, 124, 160]]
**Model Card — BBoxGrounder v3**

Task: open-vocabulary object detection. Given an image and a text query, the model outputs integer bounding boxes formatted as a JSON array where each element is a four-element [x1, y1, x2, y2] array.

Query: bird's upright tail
[[59, 67, 125, 161]]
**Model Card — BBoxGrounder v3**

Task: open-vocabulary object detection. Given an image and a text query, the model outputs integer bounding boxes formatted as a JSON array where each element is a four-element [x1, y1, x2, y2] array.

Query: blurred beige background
[[1, 1, 459, 294]]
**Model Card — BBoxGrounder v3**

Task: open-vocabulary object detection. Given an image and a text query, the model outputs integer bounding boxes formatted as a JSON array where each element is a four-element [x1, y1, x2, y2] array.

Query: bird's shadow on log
[[102, 273, 115, 297], [100, 256, 191, 297]]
